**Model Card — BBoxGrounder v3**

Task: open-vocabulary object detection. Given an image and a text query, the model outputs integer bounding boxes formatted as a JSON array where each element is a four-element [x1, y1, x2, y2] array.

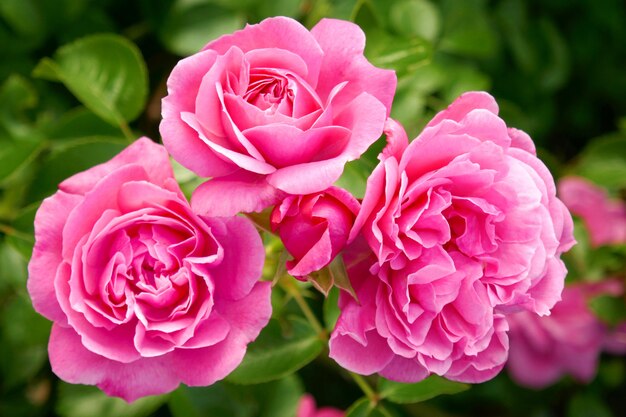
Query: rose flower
[[160, 16, 396, 216], [329, 92, 575, 383], [27, 138, 271, 401]]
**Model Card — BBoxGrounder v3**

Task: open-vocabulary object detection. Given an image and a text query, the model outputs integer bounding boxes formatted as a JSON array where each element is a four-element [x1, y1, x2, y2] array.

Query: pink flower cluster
[[27, 16, 577, 401]]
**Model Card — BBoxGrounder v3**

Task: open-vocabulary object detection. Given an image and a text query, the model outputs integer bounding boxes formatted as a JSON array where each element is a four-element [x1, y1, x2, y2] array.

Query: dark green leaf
[[589, 294, 626, 326], [0, 137, 44, 186], [323, 286, 340, 331], [159, 1, 244, 56], [56, 383, 166, 417], [389, 0, 440, 41], [227, 318, 325, 384], [345, 398, 393, 417], [439, 0, 499, 59], [45, 107, 124, 142], [27, 138, 127, 203], [378, 375, 469, 404], [169, 375, 303, 417], [33, 34, 148, 127], [567, 393, 614, 417], [575, 134, 626, 191]]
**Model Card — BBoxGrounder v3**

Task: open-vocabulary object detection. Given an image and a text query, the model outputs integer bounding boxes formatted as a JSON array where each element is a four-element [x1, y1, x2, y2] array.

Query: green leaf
[[56, 383, 167, 417], [345, 398, 393, 417], [0, 295, 51, 388], [251, 0, 304, 20], [439, 0, 499, 59], [0, 74, 37, 116], [4, 202, 38, 259], [575, 133, 626, 191], [0, 137, 44, 186], [589, 294, 626, 326], [227, 318, 325, 384], [378, 375, 469, 404], [45, 107, 125, 141], [323, 286, 340, 331], [0, 242, 28, 294], [0, 0, 46, 43], [335, 158, 374, 199], [27, 138, 127, 203], [389, 0, 440, 41], [169, 375, 303, 417], [33, 34, 148, 127], [567, 393, 614, 417], [365, 30, 432, 78], [159, 1, 244, 56]]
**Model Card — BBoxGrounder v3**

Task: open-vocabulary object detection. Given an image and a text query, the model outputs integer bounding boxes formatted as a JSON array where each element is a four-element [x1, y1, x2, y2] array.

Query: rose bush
[[507, 281, 622, 388], [558, 176, 626, 247], [160, 16, 396, 217], [27, 138, 271, 401], [270, 186, 359, 278], [329, 92, 575, 383]]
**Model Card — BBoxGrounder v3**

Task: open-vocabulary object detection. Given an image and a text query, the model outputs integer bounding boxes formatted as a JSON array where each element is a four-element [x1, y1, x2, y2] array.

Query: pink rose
[[160, 16, 396, 217], [329, 92, 575, 383], [558, 176, 626, 247], [27, 138, 271, 401], [507, 282, 621, 388], [297, 394, 344, 417], [270, 186, 359, 278]]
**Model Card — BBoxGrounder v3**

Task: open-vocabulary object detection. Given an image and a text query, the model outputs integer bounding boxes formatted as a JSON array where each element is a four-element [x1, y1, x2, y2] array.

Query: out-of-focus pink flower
[[329, 92, 575, 384], [558, 176, 626, 247], [507, 281, 621, 388], [27, 138, 271, 401], [297, 394, 344, 417], [271, 187, 359, 278], [160, 16, 396, 217], [605, 322, 626, 354]]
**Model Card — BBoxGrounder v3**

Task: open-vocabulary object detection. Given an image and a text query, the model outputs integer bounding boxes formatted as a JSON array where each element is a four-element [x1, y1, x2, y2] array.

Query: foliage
[[0, 0, 625, 416]]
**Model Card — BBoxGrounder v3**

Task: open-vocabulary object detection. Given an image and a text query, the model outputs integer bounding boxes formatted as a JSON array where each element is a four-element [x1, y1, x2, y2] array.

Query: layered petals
[[28, 138, 271, 401], [161, 16, 396, 214], [330, 92, 575, 384]]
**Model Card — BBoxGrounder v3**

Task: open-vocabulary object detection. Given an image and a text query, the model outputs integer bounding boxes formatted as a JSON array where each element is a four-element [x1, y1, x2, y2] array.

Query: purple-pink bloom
[[271, 186, 359, 278], [160, 16, 396, 217], [297, 394, 344, 417], [507, 281, 621, 388], [27, 138, 271, 402], [329, 92, 575, 383], [558, 176, 626, 247]]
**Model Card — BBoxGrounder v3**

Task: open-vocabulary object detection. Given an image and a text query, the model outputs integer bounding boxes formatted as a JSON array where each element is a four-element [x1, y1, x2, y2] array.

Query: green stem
[[282, 279, 327, 339], [119, 121, 134, 142], [350, 372, 378, 403]]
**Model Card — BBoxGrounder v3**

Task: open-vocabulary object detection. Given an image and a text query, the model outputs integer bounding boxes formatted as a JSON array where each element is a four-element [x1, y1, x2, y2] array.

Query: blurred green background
[[1, 0, 625, 416]]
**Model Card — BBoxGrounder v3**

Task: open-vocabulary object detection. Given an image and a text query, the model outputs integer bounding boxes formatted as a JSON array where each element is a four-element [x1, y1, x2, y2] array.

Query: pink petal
[[59, 138, 173, 195], [204, 16, 323, 87], [173, 281, 272, 386], [192, 171, 284, 217], [311, 18, 396, 114], [28, 191, 82, 323], [161, 50, 238, 178], [329, 330, 394, 375], [426, 91, 499, 128], [267, 158, 346, 195], [202, 216, 266, 301], [379, 356, 430, 383], [49, 324, 180, 402], [244, 124, 351, 168], [61, 165, 148, 260]]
